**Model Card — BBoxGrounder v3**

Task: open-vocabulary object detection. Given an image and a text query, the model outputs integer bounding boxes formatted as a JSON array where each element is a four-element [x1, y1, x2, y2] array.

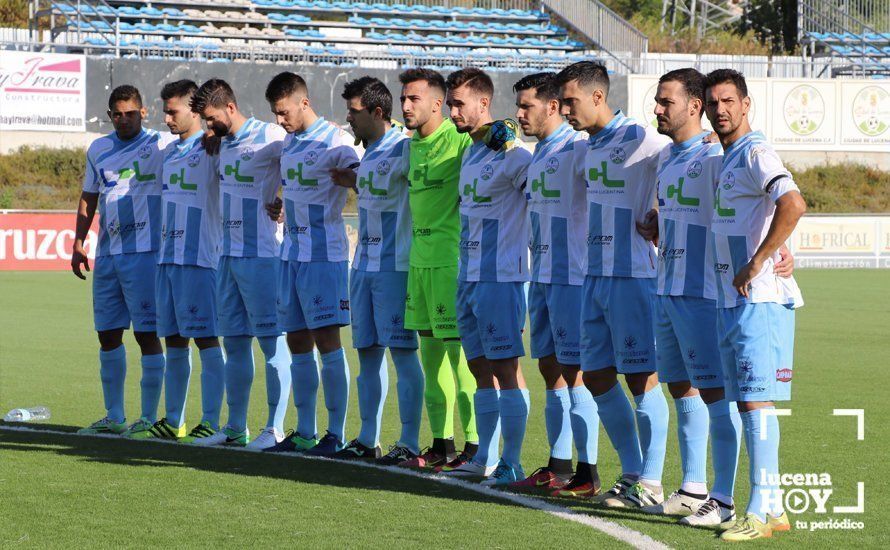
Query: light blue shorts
[[528, 282, 582, 365], [655, 295, 723, 389], [156, 264, 218, 339], [217, 256, 280, 337], [277, 260, 350, 332], [93, 252, 158, 332], [350, 269, 417, 349], [718, 302, 795, 402], [456, 280, 526, 361], [580, 275, 656, 374]]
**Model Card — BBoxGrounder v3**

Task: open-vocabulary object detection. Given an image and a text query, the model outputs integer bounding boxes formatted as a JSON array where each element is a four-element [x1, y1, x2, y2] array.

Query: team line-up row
[[71, 62, 806, 542]]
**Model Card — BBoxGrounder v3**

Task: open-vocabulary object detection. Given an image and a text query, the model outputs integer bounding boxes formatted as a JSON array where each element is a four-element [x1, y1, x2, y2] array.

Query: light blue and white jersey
[[353, 127, 412, 272], [458, 141, 532, 283], [218, 118, 286, 258], [159, 133, 221, 268], [655, 131, 722, 299], [583, 112, 669, 278], [280, 118, 361, 262], [526, 123, 588, 286], [82, 128, 176, 257], [711, 131, 804, 309]]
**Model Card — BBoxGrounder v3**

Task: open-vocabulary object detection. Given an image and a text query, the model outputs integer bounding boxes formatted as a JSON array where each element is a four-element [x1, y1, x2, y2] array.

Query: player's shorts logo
[[624, 335, 637, 349], [312, 294, 323, 306], [555, 326, 567, 341], [687, 348, 697, 361], [187, 153, 201, 168], [435, 303, 447, 316], [486, 322, 497, 336], [609, 147, 627, 164], [138, 145, 152, 159], [376, 160, 391, 176], [140, 300, 152, 311], [305, 151, 319, 166], [545, 157, 559, 174], [340, 300, 350, 311], [686, 161, 702, 178], [776, 368, 793, 382], [480, 164, 494, 181], [188, 304, 199, 315], [391, 314, 402, 327]]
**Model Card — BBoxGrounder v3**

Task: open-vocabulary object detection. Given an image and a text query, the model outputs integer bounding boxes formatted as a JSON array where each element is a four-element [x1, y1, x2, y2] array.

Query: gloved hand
[[482, 119, 519, 151]]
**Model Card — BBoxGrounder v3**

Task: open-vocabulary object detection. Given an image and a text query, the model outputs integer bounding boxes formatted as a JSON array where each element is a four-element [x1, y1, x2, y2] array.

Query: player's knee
[[194, 337, 220, 350], [582, 368, 618, 396], [165, 334, 189, 349], [133, 331, 162, 355], [625, 371, 659, 396], [286, 330, 314, 354], [698, 387, 724, 404], [97, 329, 124, 351], [537, 355, 564, 388], [667, 381, 697, 399], [311, 326, 342, 354], [562, 365, 583, 387]]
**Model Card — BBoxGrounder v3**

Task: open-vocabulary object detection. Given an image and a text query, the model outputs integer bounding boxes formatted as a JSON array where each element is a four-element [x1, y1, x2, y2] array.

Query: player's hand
[[775, 244, 794, 278], [71, 241, 90, 280], [483, 119, 518, 151], [330, 167, 357, 190], [202, 130, 221, 155], [266, 197, 283, 223], [636, 208, 659, 245], [732, 258, 763, 298]]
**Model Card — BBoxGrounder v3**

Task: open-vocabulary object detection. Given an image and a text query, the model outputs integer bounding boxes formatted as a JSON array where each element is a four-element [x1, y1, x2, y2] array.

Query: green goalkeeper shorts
[[404, 265, 460, 339]]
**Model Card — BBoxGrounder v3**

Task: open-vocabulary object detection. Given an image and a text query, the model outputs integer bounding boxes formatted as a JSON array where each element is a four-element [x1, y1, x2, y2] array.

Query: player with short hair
[[506, 72, 601, 494], [397, 68, 478, 469], [188, 78, 291, 449], [703, 69, 805, 541], [139, 79, 227, 441], [439, 68, 533, 485], [260, 72, 360, 456], [326, 76, 425, 463], [73, 85, 174, 437], [555, 61, 671, 507], [625, 68, 746, 521]]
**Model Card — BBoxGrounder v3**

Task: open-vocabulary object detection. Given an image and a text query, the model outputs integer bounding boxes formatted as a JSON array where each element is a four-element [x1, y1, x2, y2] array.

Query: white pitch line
[[1, 425, 671, 550]]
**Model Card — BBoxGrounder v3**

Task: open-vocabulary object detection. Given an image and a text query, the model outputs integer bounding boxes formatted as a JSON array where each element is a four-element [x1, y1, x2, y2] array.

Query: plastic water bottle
[[3, 406, 51, 422]]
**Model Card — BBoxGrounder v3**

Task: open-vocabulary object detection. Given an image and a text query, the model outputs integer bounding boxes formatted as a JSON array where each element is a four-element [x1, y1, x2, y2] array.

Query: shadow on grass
[[0, 422, 700, 532]]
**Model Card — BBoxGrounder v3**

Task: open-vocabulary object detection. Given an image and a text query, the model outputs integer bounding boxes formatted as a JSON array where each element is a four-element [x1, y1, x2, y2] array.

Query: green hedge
[[1, 145, 887, 213]]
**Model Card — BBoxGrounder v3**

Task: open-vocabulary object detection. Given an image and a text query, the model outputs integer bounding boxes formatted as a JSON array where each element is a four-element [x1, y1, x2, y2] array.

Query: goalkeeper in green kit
[[395, 68, 479, 470]]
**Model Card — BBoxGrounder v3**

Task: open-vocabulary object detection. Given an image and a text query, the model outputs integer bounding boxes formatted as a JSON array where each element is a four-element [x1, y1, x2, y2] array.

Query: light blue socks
[[223, 336, 254, 432], [390, 348, 424, 454], [164, 347, 192, 428], [99, 344, 127, 423], [198, 346, 225, 429], [742, 407, 782, 521], [472, 388, 501, 468], [568, 385, 598, 464], [707, 399, 742, 504], [634, 387, 669, 485], [259, 335, 291, 434], [499, 388, 530, 470], [545, 388, 572, 461], [593, 382, 642, 476], [140, 353, 165, 423], [290, 351, 319, 438], [320, 348, 350, 441], [357, 346, 388, 448], [675, 395, 709, 489]]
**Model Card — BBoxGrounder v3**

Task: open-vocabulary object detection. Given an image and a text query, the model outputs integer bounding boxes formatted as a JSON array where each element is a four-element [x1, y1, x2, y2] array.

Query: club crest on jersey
[[480, 164, 494, 180], [305, 150, 319, 166], [376, 159, 391, 176], [545, 157, 559, 174], [240, 150, 254, 162], [187, 153, 201, 168], [687, 161, 702, 178], [722, 171, 736, 189], [609, 147, 627, 164], [138, 145, 152, 160]]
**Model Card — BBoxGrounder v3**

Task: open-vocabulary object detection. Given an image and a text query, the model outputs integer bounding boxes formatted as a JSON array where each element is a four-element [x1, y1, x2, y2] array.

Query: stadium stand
[[30, 0, 636, 71], [799, 0, 890, 77]]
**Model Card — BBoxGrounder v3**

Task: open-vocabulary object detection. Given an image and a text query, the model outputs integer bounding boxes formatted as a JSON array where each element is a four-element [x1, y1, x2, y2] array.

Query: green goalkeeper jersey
[[407, 118, 472, 268]]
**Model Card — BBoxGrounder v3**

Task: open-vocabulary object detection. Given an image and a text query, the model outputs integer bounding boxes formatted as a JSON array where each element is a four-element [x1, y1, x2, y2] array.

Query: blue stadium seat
[[119, 22, 135, 31], [292, 14, 312, 22], [269, 13, 289, 21], [163, 8, 185, 17], [140, 7, 164, 16], [118, 6, 140, 16]]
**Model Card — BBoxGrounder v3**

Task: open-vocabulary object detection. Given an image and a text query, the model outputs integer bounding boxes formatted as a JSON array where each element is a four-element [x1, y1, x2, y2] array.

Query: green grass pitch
[[1, 270, 887, 548]]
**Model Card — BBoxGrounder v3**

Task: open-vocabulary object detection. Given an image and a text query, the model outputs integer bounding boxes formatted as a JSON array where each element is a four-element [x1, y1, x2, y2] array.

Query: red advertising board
[[0, 211, 98, 270]]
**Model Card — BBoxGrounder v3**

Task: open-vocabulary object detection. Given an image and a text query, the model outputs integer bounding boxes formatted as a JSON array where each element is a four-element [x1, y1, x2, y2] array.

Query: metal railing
[[541, 0, 647, 72], [799, 0, 890, 34]]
